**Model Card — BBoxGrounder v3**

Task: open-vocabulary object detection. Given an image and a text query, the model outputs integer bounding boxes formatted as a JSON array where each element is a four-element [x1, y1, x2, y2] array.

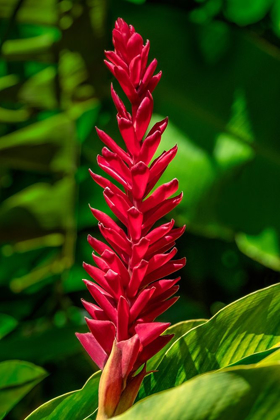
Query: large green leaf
[[139, 283, 280, 399], [114, 364, 280, 420], [258, 348, 280, 365], [227, 346, 280, 368], [25, 370, 100, 420], [147, 319, 206, 371], [21, 321, 204, 418], [0, 360, 47, 420]]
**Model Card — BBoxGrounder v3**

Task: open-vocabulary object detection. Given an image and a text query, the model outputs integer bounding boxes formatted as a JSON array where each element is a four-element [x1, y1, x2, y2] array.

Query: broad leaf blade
[[258, 348, 280, 366], [25, 371, 100, 420], [139, 283, 280, 398], [147, 319, 206, 371], [227, 347, 280, 368], [114, 365, 280, 420]]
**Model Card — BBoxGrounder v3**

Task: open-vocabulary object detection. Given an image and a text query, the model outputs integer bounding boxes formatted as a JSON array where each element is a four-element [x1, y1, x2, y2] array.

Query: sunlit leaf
[[147, 319, 207, 371], [114, 365, 280, 420], [2, 33, 59, 61], [0, 0, 58, 25], [227, 346, 280, 367], [139, 283, 280, 398], [258, 347, 280, 365]]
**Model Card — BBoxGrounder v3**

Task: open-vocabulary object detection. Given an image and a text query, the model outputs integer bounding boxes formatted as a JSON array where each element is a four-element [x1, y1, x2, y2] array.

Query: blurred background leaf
[[0, 0, 280, 418], [0, 314, 17, 339], [0, 361, 47, 420]]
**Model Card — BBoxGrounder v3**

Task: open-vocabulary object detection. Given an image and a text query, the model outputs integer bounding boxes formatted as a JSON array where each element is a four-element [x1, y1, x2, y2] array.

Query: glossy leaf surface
[[115, 365, 280, 420], [139, 283, 280, 398], [25, 371, 100, 420]]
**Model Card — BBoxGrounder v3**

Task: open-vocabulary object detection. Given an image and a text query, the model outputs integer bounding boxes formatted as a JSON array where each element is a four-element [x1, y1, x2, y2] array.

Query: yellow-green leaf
[[115, 365, 280, 420], [25, 370, 100, 420], [139, 283, 280, 399]]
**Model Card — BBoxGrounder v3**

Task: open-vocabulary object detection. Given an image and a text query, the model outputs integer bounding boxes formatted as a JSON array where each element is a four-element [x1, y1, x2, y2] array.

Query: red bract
[[76, 17, 186, 419]]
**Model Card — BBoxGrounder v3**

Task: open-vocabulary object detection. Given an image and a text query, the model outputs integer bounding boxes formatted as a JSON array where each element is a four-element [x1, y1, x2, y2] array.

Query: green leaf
[[0, 113, 76, 174], [17, 52, 95, 112], [20, 322, 205, 418], [258, 348, 280, 365], [0, 107, 31, 123], [236, 229, 280, 271], [0, 314, 17, 339], [224, 0, 274, 25], [114, 365, 280, 420], [25, 370, 100, 420], [0, 178, 75, 242], [139, 283, 280, 399], [0, 240, 63, 290], [18, 67, 57, 110], [0, 360, 47, 420], [2, 31, 60, 60], [147, 319, 207, 371], [227, 346, 280, 368], [0, 0, 58, 26], [271, 0, 280, 37], [76, 105, 100, 143], [0, 75, 19, 91], [196, 21, 230, 65], [0, 324, 87, 364], [9, 255, 61, 293]]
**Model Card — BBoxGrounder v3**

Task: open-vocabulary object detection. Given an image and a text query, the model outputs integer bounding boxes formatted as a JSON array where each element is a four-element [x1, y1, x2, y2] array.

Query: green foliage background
[[0, 0, 280, 418]]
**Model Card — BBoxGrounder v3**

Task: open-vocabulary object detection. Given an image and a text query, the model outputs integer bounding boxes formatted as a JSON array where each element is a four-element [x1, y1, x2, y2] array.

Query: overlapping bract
[[77, 18, 185, 380]]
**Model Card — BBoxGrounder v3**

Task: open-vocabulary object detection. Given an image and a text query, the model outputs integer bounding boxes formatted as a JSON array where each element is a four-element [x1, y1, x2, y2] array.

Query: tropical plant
[[1, 1, 280, 419], [24, 16, 280, 420]]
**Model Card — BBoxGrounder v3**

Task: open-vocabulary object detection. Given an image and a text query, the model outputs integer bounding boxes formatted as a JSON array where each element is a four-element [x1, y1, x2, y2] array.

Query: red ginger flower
[[76, 18, 186, 419]]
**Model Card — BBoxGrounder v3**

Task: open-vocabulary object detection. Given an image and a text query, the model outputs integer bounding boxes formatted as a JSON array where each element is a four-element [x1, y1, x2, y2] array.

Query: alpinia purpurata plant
[[76, 18, 186, 419]]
